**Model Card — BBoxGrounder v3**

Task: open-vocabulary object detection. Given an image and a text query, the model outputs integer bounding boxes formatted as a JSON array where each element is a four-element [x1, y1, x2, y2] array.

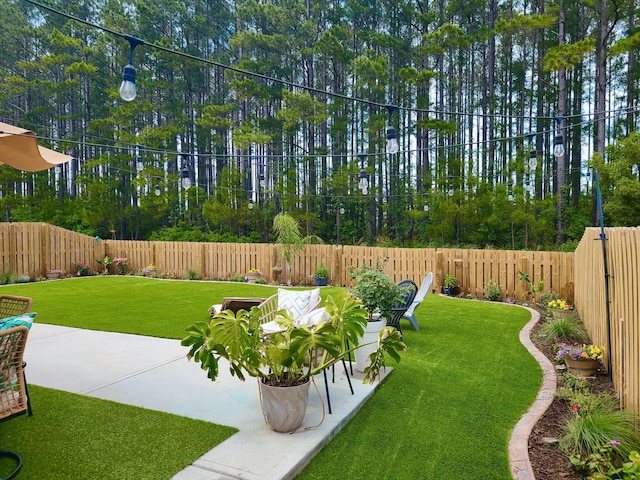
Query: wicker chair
[[387, 280, 418, 337], [0, 295, 33, 417], [0, 325, 31, 480], [0, 295, 33, 319]]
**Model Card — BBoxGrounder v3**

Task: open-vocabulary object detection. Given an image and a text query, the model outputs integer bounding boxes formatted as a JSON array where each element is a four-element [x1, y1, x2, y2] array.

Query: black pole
[[594, 170, 613, 382]]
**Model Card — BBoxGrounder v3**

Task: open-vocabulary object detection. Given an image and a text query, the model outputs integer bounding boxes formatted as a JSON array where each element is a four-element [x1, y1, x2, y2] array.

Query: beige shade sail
[[0, 122, 72, 172]]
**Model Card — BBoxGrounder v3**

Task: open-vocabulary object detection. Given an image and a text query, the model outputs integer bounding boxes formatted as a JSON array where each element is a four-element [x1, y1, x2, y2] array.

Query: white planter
[[354, 317, 387, 373], [258, 379, 311, 433]]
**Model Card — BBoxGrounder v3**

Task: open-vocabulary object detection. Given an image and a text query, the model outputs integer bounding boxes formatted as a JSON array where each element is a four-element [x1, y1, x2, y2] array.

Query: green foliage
[[537, 316, 589, 345], [181, 291, 406, 386], [560, 394, 640, 461], [444, 273, 458, 288], [0, 271, 16, 285], [519, 272, 544, 299], [186, 269, 201, 280], [486, 280, 503, 301], [349, 262, 406, 321], [314, 264, 329, 278]]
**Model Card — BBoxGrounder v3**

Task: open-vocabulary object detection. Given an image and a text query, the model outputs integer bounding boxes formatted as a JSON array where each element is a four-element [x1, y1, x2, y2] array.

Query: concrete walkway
[[24, 323, 389, 480]]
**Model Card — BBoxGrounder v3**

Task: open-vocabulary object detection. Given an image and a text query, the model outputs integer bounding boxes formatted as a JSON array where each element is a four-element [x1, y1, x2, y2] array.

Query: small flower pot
[[551, 309, 574, 320], [315, 277, 328, 286], [247, 273, 262, 283]]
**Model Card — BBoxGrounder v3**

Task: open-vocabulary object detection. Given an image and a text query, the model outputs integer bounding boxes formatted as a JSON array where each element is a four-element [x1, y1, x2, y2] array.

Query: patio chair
[[0, 295, 33, 319], [387, 280, 418, 337], [1, 325, 32, 480], [0, 295, 34, 417], [401, 272, 433, 332]]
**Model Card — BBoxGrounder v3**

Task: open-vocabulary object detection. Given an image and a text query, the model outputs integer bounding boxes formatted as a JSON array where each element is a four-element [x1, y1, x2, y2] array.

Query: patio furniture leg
[[322, 369, 332, 415]]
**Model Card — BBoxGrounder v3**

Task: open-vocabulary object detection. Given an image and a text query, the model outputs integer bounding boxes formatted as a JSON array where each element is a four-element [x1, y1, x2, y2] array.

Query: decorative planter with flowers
[[555, 343, 606, 376], [246, 269, 262, 283], [547, 299, 575, 319], [46, 269, 64, 280]]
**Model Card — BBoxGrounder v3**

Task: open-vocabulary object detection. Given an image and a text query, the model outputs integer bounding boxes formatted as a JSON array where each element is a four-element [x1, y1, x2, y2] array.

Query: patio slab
[[24, 323, 389, 480]]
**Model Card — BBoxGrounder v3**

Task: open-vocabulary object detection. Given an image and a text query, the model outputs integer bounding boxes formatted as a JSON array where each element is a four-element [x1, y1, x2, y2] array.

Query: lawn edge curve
[[508, 305, 557, 480]]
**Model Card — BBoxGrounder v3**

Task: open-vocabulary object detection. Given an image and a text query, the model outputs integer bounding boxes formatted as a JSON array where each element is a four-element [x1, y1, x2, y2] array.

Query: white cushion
[[278, 288, 313, 318], [296, 307, 329, 327]]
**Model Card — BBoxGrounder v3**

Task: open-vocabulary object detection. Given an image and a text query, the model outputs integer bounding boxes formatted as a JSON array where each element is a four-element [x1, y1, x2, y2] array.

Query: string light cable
[[17, 0, 627, 123]]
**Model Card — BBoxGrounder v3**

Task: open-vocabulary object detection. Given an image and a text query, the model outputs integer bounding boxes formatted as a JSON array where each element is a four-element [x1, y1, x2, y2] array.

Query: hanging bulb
[[136, 156, 144, 172], [361, 187, 368, 196], [448, 186, 454, 197], [423, 203, 429, 212], [181, 166, 191, 189], [119, 65, 137, 101], [358, 169, 368, 191], [154, 184, 161, 196], [248, 200, 254, 210], [553, 134, 565, 158], [386, 126, 399, 154]]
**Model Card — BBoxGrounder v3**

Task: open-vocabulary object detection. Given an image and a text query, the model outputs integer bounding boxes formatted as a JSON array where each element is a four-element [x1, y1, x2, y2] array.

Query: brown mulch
[[526, 313, 617, 480]]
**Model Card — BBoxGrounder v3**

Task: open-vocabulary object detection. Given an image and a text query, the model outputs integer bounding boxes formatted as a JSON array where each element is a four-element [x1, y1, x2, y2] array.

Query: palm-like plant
[[181, 291, 406, 386]]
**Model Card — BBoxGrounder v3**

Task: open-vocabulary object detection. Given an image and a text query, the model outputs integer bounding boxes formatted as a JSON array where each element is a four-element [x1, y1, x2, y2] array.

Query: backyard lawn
[[0, 276, 540, 479]]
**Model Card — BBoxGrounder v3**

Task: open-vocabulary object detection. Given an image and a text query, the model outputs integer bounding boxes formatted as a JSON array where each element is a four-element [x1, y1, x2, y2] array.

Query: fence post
[[40, 223, 50, 277], [333, 247, 343, 286], [516, 256, 528, 300], [435, 250, 444, 293]]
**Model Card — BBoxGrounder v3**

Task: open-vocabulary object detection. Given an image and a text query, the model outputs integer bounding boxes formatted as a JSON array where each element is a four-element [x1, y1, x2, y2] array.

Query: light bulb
[[529, 157, 538, 170], [136, 157, 144, 171], [181, 177, 191, 189], [248, 201, 254, 210], [358, 169, 368, 191], [386, 126, 399, 154], [361, 187, 368, 195], [119, 65, 137, 101], [553, 135, 565, 158], [448, 187, 454, 197], [154, 184, 161, 196], [423, 203, 429, 212], [339, 206, 345, 215]]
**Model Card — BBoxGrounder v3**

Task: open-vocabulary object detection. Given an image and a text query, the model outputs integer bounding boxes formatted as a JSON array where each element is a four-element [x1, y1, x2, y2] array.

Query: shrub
[[486, 280, 502, 301], [0, 271, 16, 285], [186, 269, 201, 280], [536, 317, 589, 345], [560, 394, 640, 461]]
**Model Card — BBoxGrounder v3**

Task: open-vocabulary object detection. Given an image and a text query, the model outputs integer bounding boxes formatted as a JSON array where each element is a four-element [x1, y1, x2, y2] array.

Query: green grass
[[1, 277, 541, 479], [296, 295, 540, 479], [0, 276, 336, 338], [0, 386, 236, 479]]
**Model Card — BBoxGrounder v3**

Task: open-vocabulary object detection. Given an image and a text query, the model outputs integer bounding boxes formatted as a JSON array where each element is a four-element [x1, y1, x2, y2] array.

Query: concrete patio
[[24, 323, 390, 480]]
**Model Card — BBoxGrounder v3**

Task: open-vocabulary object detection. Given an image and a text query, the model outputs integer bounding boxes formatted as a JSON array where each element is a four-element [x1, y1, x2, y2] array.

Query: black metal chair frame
[[387, 279, 419, 337]]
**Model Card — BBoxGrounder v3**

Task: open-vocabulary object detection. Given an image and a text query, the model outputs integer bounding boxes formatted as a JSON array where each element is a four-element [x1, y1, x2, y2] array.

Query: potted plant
[[555, 343, 606, 377], [443, 273, 458, 296], [547, 298, 575, 320], [314, 264, 329, 286], [181, 291, 406, 432], [348, 262, 408, 372], [246, 268, 262, 283]]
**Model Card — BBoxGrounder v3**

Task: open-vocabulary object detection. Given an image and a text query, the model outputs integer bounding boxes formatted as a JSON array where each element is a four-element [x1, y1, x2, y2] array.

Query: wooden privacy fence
[[3, 222, 639, 413], [1, 223, 574, 300], [574, 227, 640, 415]]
